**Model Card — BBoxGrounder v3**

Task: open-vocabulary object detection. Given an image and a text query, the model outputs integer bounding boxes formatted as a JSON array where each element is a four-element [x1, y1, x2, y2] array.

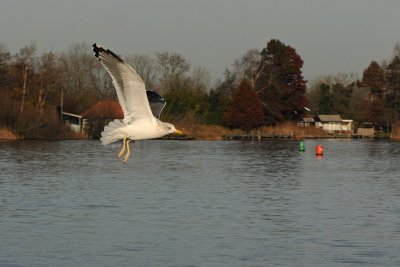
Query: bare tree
[[36, 52, 63, 114], [191, 66, 211, 92], [232, 49, 261, 87], [16, 42, 37, 115], [125, 54, 159, 89], [0, 43, 11, 89], [156, 51, 190, 93], [59, 43, 95, 93], [393, 43, 400, 59], [314, 73, 359, 88], [59, 42, 112, 112]]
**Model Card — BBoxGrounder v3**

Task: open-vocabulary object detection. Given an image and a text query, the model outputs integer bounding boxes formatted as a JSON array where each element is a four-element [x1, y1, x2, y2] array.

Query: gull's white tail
[[100, 119, 125, 145]]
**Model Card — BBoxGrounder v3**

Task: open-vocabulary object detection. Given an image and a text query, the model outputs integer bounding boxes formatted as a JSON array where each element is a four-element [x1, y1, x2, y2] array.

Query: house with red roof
[[81, 101, 123, 120], [62, 101, 123, 138]]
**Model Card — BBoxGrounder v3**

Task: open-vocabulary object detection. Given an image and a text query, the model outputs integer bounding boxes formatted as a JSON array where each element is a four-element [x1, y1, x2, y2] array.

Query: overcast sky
[[1, 0, 400, 85]]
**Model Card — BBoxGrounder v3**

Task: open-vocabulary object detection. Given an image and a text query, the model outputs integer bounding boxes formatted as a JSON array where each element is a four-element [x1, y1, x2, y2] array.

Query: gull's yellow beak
[[175, 129, 183, 135]]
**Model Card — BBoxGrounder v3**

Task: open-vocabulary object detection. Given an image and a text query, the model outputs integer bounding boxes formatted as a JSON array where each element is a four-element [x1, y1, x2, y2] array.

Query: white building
[[314, 115, 353, 133], [62, 112, 85, 133]]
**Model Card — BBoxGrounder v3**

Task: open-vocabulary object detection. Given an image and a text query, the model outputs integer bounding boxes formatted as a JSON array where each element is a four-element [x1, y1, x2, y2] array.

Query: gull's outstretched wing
[[93, 43, 154, 124], [146, 90, 166, 119]]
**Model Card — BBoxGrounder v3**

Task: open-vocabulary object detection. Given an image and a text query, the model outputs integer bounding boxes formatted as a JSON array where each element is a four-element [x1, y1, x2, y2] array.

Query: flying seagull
[[93, 43, 182, 162]]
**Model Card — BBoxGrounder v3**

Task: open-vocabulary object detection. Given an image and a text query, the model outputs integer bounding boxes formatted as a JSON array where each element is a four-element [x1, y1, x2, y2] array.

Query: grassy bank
[[0, 128, 17, 140], [174, 122, 326, 140], [0, 125, 85, 141], [2, 122, 372, 141], [391, 122, 400, 141]]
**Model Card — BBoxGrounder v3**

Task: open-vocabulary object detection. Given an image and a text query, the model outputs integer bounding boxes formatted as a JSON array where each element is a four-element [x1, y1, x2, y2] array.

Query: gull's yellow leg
[[117, 137, 127, 159], [123, 140, 131, 163]]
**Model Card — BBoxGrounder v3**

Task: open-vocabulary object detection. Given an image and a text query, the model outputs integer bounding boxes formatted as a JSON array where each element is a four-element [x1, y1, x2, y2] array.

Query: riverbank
[[174, 122, 326, 140], [0, 128, 17, 140], [176, 122, 400, 141], [3, 123, 399, 141], [391, 122, 400, 141]]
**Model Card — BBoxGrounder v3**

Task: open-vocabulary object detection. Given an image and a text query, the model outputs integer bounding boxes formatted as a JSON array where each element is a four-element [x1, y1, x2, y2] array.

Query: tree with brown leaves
[[224, 80, 264, 131]]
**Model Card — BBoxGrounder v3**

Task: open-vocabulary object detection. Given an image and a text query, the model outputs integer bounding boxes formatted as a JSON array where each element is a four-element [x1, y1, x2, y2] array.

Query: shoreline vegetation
[[0, 127, 17, 140], [2, 40, 400, 144], [2, 122, 399, 141]]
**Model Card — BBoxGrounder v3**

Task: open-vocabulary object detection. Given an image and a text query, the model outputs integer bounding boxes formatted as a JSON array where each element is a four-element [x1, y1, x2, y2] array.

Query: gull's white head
[[162, 122, 183, 135]]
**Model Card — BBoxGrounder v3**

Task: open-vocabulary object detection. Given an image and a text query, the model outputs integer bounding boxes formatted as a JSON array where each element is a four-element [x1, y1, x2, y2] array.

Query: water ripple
[[0, 140, 400, 266]]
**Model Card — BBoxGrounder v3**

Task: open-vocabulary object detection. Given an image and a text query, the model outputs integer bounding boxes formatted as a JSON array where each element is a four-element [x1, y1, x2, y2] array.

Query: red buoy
[[316, 145, 324, 156]]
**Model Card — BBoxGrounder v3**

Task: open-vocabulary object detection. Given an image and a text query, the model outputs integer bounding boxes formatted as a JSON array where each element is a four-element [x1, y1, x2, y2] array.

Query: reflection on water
[[0, 139, 400, 266]]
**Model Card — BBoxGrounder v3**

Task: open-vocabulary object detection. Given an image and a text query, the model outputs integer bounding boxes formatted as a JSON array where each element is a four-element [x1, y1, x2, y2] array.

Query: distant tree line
[[1, 39, 399, 138], [307, 44, 400, 130], [0, 42, 116, 138]]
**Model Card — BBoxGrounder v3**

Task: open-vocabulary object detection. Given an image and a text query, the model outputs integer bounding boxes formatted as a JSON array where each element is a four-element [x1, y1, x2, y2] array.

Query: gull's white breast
[[123, 120, 165, 140]]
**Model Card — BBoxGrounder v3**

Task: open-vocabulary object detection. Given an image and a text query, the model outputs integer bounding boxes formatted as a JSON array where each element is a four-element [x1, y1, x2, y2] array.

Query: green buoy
[[299, 140, 305, 151]]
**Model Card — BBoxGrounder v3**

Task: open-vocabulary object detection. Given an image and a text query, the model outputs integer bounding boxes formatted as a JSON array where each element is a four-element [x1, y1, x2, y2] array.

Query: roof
[[299, 117, 315, 123], [316, 115, 342, 122], [82, 101, 123, 120], [62, 112, 82, 119], [359, 122, 374, 128]]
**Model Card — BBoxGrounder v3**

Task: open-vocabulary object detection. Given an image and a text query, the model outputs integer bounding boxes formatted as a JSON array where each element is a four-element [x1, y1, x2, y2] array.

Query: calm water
[[0, 139, 400, 267]]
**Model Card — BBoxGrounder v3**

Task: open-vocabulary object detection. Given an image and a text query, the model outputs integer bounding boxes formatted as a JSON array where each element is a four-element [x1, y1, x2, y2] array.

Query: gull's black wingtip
[[92, 43, 124, 63], [92, 43, 101, 59]]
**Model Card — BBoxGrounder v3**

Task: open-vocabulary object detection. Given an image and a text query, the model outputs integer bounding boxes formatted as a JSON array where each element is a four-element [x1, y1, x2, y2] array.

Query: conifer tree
[[362, 61, 386, 100], [255, 39, 307, 124], [224, 80, 264, 131]]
